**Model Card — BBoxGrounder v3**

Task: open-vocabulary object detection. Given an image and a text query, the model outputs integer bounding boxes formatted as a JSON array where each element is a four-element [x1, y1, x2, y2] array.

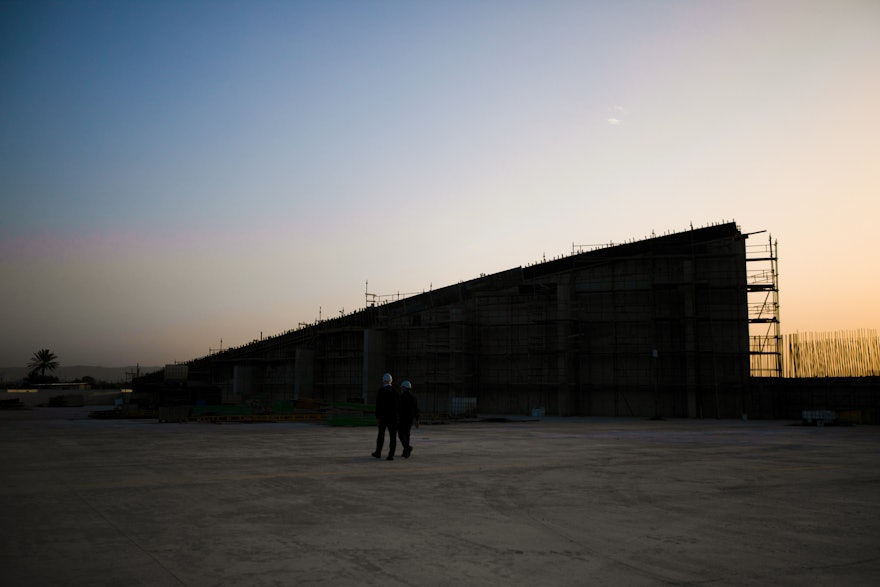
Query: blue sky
[[2, 0, 878, 367]]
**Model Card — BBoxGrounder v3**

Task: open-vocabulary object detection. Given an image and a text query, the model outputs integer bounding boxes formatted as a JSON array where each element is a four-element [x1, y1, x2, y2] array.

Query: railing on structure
[[365, 278, 429, 307]]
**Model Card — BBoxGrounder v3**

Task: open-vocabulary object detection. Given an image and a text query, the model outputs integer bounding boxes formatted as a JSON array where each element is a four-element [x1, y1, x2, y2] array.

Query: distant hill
[[0, 365, 163, 383]]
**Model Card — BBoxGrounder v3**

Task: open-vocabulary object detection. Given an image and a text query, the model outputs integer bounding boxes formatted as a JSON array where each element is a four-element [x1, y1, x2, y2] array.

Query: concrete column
[[450, 307, 464, 395], [233, 364, 255, 398], [556, 275, 575, 416], [293, 348, 314, 400], [682, 260, 698, 418], [363, 329, 386, 404]]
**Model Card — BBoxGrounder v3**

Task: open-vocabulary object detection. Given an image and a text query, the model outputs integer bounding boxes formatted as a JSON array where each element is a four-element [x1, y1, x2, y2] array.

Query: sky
[[1, 0, 878, 368]]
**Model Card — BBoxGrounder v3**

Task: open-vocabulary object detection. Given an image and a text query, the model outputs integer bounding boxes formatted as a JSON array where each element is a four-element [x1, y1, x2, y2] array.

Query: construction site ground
[[2, 406, 878, 586]]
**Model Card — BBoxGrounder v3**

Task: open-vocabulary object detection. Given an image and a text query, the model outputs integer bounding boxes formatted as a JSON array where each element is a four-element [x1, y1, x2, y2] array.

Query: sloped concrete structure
[[151, 222, 753, 418]]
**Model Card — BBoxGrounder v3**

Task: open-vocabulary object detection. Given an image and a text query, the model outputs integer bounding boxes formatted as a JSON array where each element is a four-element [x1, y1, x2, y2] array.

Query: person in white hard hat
[[397, 380, 420, 458], [372, 373, 398, 460]]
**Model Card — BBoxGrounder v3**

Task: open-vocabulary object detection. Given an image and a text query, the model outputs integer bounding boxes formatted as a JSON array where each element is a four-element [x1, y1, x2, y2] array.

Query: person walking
[[372, 372, 398, 460], [397, 380, 420, 458]]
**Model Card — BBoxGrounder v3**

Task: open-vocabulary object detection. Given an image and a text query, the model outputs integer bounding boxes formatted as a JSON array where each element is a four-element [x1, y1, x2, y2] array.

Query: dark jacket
[[398, 390, 419, 427], [375, 384, 398, 423]]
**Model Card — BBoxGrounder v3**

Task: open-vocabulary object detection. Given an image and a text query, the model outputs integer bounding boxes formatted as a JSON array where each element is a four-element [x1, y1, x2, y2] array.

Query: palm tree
[[28, 348, 59, 377]]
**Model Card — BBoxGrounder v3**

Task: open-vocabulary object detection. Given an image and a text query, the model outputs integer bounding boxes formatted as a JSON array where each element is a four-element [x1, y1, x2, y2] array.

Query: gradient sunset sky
[[2, 0, 878, 368]]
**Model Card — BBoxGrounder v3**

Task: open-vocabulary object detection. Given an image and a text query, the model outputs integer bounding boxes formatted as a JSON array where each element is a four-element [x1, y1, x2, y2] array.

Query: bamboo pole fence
[[783, 329, 880, 378]]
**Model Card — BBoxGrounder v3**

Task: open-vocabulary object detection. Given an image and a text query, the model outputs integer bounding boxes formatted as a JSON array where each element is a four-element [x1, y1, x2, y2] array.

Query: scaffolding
[[784, 330, 880, 377], [747, 234, 781, 377]]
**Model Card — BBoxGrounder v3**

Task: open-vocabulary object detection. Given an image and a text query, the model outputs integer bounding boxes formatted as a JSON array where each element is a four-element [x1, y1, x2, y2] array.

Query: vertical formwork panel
[[681, 259, 699, 416], [294, 348, 314, 400], [556, 274, 578, 416], [363, 329, 386, 404], [693, 238, 750, 418], [233, 364, 255, 399], [450, 306, 473, 407]]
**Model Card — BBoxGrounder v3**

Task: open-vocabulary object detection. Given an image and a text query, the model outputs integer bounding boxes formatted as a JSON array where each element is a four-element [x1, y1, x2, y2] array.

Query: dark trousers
[[398, 423, 413, 453], [375, 420, 397, 457]]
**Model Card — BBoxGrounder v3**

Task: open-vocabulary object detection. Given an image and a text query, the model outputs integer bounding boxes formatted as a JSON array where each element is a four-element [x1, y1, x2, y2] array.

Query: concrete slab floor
[[1, 407, 878, 586]]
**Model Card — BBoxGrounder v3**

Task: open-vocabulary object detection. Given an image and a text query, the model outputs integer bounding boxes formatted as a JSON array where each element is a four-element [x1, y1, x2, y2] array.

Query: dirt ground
[[2, 407, 878, 586]]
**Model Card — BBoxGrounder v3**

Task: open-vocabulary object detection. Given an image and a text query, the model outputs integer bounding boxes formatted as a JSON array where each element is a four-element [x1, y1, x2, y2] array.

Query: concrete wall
[[169, 223, 752, 418]]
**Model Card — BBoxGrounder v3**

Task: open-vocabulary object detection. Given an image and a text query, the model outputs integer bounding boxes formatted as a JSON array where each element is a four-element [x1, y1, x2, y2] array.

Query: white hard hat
[[382, 373, 392, 383], [400, 380, 412, 389]]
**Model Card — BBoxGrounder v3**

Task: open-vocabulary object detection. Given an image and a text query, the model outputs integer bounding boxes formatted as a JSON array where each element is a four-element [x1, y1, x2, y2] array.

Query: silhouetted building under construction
[[145, 222, 784, 418]]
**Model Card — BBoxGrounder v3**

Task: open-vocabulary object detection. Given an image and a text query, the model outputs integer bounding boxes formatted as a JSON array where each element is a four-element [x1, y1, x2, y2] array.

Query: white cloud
[[607, 105, 625, 125]]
